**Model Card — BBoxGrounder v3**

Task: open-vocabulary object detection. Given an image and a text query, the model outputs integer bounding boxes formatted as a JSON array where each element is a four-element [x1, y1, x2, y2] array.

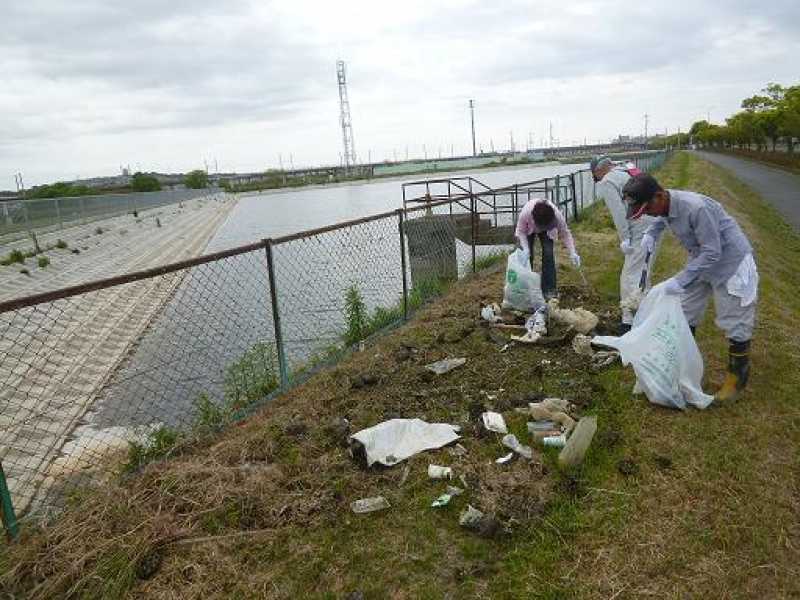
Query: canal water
[[78, 161, 593, 446]]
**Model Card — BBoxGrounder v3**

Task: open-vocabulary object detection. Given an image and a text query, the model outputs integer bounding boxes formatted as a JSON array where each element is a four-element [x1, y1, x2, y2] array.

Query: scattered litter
[[542, 434, 567, 448], [571, 334, 595, 356], [459, 474, 469, 489], [591, 351, 620, 370], [399, 464, 411, 486], [530, 429, 563, 441], [481, 303, 503, 323], [425, 357, 467, 375], [428, 464, 453, 480], [525, 306, 548, 336], [459, 505, 502, 538], [495, 452, 515, 464], [481, 411, 508, 434], [448, 443, 468, 457], [499, 342, 513, 353], [351, 496, 391, 514], [558, 416, 597, 467], [547, 298, 599, 334], [502, 434, 533, 459], [510, 330, 541, 344], [446, 485, 464, 496], [350, 418, 461, 467], [527, 420, 556, 432], [459, 505, 484, 528], [431, 494, 451, 508], [518, 401, 576, 433]]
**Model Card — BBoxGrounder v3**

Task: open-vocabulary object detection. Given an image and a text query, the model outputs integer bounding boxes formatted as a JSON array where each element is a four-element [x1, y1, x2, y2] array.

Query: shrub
[[94, 227, 104, 235], [223, 342, 279, 410], [55, 239, 68, 249], [37, 256, 50, 268], [123, 426, 179, 473]]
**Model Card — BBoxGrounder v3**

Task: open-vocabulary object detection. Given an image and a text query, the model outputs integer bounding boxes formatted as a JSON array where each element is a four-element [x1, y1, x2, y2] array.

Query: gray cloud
[[1, 0, 799, 187]]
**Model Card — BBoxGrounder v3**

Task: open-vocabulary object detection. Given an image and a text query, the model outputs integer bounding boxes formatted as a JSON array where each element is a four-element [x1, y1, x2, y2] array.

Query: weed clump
[[55, 239, 68, 249], [37, 256, 50, 268], [95, 226, 104, 235], [1, 249, 25, 266]]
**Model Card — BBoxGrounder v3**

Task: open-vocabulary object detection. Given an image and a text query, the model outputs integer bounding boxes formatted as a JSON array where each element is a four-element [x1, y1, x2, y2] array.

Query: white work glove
[[663, 277, 684, 296], [640, 233, 655, 253], [620, 239, 635, 255], [570, 252, 581, 268]]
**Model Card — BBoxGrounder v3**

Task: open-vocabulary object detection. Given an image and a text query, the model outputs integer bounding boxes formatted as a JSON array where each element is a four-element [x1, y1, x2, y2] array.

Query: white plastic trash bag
[[502, 249, 545, 311], [350, 418, 461, 467], [592, 282, 713, 410]]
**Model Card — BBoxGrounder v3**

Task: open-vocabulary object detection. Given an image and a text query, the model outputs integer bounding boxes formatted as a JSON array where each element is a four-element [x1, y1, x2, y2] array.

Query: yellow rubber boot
[[715, 340, 750, 403]]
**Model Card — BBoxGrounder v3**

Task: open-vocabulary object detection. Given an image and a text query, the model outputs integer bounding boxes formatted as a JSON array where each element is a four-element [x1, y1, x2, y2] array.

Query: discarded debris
[[349, 418, 461, 467], [351, 496, 391, 514], [527, 420, 557, 432], [590, 351, 620, 370], [525, 306, 548, 336], [459, 505, 484, 528], [425, 357, 467, 375], [571, 334, 595, 356], [448, 443, 468, 457], [510, 330, 541, 344], [495, 452, 515, 464], [481, 303, 503, 323], [558, 416, 598, 467], [432, 493, 453, 508], [399, 464, 411, 486], [428, 464, 453, 480], [547, 298, 599, 334], [446, 485, 464, 496], [459, 505, 502, 538], [481, 411, 508, 434], [501, 434, 533, 460], [542, 434, 567, 448]]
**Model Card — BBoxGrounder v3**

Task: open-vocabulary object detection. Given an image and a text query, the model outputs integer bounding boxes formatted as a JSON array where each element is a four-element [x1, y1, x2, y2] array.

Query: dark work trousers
[[527, 231, 556, 299]]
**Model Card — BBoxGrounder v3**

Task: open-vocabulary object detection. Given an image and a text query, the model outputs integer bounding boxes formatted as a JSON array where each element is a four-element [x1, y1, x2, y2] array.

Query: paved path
[[696, 151, 800, 230]]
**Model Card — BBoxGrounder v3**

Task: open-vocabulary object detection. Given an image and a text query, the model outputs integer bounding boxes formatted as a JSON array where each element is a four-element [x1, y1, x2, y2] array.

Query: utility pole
[[549, 121, 554, 149], [644, 113, 649, 148], [509, 130, 515, 154], [289, 153, 294, 170], [450, 143, 454, 158], [278, 153, 284, 171], [490, 138, 495, 154], [469, 99, 477, 157]]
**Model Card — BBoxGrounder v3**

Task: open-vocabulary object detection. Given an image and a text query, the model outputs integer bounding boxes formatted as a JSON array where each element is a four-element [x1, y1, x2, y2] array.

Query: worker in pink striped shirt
[[514, 198, 581, 299]]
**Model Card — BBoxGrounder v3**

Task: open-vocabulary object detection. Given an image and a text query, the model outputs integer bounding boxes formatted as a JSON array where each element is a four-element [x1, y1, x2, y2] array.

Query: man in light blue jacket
[[622, 173, 758, 403]]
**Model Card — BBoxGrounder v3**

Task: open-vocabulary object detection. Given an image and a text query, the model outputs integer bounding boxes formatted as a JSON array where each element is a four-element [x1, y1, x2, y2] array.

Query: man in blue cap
[[622, 173, 758, 403], [590, 155, 659, 333]]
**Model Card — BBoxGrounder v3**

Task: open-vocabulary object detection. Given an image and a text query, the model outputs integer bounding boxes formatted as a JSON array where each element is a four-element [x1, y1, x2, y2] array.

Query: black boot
[[715, 340, 751, 402]]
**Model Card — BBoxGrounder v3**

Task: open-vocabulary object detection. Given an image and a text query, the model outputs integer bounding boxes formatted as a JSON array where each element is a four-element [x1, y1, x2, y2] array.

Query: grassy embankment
[[1, 152, 798, 598]]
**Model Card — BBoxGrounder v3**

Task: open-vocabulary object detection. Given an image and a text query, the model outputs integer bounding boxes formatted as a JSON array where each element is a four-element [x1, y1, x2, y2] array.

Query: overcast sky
[[2, 0, 799, 189]]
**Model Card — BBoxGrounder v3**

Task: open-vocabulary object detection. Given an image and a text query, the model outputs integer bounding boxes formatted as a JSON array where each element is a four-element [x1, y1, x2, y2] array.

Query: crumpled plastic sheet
[[350, 418, 461, 467]]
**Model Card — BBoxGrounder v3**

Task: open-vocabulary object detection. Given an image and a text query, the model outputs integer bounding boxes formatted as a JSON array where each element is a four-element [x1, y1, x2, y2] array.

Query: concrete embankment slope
[[0, 194, 237, 513], [696, 151, 800, 230]]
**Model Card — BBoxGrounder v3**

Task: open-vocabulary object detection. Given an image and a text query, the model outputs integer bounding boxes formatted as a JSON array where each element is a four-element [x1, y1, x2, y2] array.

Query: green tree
[[184, 169, 209, 189], [130, 172, 161, 192]]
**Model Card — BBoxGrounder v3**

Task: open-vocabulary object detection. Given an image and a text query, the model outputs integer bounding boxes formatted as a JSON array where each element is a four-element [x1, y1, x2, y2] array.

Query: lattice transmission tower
[[336, 60, 357, 169]]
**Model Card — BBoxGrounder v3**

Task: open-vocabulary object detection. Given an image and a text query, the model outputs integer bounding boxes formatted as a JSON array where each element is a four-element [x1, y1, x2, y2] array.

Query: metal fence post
[[570, 173, 579, 221], [397, 209, 408, 320], [264, 239, 289, 389], [0, 461, 19, 540]]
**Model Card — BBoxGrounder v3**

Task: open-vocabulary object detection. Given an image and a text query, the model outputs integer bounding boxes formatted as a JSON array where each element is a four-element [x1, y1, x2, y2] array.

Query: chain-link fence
[[0, 188, 214, 245], [0, 152, 669, 531]]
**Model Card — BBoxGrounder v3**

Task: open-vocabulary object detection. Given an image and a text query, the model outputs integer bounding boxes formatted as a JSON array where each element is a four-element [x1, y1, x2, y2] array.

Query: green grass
[[36, 256, 50, 269]]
